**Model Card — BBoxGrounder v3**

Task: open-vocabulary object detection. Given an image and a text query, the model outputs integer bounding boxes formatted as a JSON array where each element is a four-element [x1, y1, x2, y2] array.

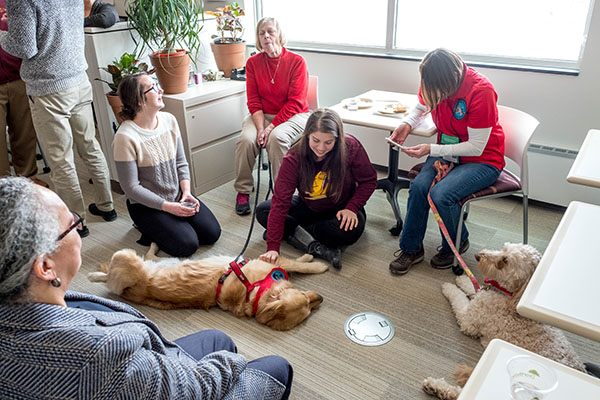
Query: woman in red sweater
[[256, 109, 377, 269], [234, 17, 309, 215]]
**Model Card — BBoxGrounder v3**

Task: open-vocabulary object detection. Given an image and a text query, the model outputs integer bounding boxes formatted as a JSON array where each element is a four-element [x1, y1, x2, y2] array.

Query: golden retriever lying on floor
[[88, 243, 328, 331]]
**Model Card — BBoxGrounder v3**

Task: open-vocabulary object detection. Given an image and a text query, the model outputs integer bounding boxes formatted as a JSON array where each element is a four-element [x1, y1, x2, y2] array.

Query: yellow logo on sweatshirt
[[306, 171, 328, 200]]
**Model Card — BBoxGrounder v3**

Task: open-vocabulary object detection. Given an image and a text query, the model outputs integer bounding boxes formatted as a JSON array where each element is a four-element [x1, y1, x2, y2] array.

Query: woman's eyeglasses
[[57, 211, 83, 241], [144, 83, 160, 95]]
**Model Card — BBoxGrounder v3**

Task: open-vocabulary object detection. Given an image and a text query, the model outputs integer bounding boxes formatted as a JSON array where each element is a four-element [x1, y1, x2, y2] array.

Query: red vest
[[420, 66, 505, 171]]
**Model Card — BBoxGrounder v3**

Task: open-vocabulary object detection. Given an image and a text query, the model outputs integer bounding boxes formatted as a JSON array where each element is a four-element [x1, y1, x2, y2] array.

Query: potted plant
[[126, 0, 204, 94], [207, 2, 245, 78], [96, 52, 153, 124]]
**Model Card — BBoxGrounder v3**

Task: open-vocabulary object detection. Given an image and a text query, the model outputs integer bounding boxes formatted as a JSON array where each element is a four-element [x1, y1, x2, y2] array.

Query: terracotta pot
[[150, 50, 191, 94], [210, 41, 246, 78], [106, 92, 125, 125]]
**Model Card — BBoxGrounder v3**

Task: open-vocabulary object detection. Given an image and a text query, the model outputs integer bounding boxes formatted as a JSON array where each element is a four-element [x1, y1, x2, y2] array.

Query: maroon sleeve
[[266, 155, 299, 253], [466, 88, 498, 129], [344, 136, 377, 213], [271, 55, 309, 127]]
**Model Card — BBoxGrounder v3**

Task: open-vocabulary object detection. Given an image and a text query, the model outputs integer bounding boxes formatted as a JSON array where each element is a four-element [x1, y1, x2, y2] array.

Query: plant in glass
[[125, 0, 205, 94]]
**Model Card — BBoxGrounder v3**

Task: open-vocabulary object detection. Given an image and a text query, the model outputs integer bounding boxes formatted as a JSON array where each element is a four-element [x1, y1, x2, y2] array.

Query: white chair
[[407, 105, 539, 249]]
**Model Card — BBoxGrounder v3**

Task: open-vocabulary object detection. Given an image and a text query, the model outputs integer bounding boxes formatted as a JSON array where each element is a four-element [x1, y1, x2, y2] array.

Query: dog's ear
[[496, 256, 508, 270]]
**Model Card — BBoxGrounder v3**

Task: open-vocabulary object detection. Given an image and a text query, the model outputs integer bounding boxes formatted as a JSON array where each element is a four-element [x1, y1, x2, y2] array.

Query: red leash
[[427, 160, 481, 291]]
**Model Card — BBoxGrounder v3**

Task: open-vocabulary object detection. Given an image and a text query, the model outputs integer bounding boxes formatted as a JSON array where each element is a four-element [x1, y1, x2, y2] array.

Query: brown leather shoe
[[389, 248, 424, 275], [430, 240, 470, 269]]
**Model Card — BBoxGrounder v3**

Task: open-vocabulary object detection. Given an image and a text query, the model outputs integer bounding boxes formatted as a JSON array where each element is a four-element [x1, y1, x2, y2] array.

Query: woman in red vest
[[388, 48, 505, 275]]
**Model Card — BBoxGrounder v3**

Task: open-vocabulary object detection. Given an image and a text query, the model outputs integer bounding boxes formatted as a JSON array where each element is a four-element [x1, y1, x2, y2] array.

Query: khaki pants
[[234, 112, 309, 194], [29, 80, 113, 220], [0, 79, 38, 177]]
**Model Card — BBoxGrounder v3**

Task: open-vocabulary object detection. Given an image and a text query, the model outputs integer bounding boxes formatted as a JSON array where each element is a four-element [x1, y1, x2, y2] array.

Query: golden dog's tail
[[278, 254, 329, 274]]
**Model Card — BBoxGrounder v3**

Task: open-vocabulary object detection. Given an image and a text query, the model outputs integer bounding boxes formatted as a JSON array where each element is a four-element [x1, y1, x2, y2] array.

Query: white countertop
[[518, 201, 600, 341], [459, 339, 600, 399]]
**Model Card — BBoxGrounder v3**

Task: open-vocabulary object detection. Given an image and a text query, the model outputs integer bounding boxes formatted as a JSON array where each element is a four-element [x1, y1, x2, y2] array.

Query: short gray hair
[[255, 17, 286, 52], [0, 177, 59, 302]]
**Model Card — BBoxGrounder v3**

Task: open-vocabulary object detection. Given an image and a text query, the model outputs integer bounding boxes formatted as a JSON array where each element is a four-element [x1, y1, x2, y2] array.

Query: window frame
[[250, 0, 596, 75]]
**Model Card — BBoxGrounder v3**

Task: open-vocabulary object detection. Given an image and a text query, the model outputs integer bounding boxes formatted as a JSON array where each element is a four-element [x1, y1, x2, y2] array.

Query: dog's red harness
[[215, 260, 289, 315]]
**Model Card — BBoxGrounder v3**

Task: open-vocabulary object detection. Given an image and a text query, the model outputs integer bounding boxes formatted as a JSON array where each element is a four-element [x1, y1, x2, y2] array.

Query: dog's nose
[[474, 253, 481, 262]]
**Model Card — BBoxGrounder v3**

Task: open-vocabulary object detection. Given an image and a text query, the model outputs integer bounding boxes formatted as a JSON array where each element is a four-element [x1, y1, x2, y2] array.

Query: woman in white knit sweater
[[113, 72, 221, 257]]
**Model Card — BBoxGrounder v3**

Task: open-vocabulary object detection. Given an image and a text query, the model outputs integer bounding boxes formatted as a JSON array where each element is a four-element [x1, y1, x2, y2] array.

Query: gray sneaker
[[430, 240, 470, 269], [389, 248, 425, 275]]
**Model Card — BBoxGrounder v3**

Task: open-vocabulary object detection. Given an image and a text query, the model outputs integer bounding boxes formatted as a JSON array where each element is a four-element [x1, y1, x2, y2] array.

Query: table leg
[[376, 144, 410, 236]]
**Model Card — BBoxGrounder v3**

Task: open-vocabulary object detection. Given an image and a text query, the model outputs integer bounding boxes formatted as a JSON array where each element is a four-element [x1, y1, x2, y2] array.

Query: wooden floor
[[49, 165, 600, 400]]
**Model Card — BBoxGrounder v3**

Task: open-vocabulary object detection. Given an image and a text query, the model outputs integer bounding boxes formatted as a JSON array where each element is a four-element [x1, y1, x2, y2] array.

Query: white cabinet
[[162, 80, 247, 195]]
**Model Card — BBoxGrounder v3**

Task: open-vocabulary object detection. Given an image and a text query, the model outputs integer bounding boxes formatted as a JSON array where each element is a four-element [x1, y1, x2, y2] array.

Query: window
[[254, 0, 595, 71]]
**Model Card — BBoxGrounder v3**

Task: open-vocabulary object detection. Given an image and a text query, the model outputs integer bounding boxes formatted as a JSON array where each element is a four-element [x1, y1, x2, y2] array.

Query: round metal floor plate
[[344, 312, 394, 346]]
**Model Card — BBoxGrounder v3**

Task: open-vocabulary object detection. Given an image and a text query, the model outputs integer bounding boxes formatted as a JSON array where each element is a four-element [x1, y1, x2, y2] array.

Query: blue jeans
[[399, 156, 500, 253]]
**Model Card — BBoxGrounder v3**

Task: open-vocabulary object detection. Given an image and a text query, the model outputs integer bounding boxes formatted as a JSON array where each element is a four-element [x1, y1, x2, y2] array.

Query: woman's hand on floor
[[260, 250, 280, 264], [337, 209, 358, 231]]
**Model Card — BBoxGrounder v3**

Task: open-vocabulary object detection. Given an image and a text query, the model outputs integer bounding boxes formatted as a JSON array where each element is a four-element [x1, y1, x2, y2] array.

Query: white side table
[[459, 339, 600, 399]]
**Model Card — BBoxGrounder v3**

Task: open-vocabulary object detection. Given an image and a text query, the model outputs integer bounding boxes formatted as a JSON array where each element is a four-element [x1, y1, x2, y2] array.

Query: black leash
[[234, 148, 273, 261]]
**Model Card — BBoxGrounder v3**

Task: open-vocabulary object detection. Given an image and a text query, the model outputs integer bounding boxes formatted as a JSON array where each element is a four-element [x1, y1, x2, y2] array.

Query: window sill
[[247, 44, 580, 76]]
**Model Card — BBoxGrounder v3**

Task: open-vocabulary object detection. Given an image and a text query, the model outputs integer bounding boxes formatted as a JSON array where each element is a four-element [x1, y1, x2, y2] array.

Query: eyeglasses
[[143, 83, 160, 95], [57, 211, 83, 241]]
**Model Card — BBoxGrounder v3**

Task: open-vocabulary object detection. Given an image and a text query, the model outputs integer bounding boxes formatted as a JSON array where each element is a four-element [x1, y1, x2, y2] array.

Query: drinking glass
[[507, 355, 558, 400]]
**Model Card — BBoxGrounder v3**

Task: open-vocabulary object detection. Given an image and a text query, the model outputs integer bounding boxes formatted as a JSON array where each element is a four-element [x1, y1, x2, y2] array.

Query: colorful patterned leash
[[426, 160, 481, 291]]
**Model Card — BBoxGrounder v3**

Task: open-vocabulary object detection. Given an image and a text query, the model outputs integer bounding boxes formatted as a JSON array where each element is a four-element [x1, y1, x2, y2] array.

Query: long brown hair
[[419, 48, 465, 111], [117, 72, 148, 121], [291, 109, 346, 202]]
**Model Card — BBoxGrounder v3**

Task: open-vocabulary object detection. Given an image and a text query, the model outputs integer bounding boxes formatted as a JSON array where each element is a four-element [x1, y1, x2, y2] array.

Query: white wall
[[290, 2, 600, 207]]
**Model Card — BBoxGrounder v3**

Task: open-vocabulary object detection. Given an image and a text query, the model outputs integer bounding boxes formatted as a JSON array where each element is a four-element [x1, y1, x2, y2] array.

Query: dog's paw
[[87, 272, 108, 283], [422, 377, 461, 400], [296, 254, 314, 262], [455, 275, 476, 298], [441, 282, 457, 296]]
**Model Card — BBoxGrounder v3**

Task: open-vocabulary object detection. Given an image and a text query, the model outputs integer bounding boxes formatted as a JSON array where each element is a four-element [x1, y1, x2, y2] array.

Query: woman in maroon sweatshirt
[[256, 109, 377, 269], [234, 17, 309, 216]]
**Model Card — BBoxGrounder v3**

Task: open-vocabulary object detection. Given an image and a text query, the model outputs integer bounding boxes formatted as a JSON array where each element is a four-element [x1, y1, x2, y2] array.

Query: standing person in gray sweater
[[0, 0, 116, 238]]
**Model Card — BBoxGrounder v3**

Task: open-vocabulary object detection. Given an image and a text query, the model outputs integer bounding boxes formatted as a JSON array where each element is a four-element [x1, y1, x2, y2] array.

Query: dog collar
[[252, 267, 288, 316], [484, 278, 513, 296]]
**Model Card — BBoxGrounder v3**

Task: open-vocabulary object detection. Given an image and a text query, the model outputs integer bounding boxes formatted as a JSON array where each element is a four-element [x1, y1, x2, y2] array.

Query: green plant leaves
[[126, 0, 204, 66]]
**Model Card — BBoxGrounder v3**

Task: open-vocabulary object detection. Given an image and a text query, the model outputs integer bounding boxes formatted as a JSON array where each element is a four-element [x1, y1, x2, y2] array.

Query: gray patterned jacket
[[0, 291, 285, 399]]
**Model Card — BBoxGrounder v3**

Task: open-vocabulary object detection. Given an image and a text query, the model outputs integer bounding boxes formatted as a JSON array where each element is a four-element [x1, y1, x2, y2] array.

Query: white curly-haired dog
[[422, 243, 585, 400]]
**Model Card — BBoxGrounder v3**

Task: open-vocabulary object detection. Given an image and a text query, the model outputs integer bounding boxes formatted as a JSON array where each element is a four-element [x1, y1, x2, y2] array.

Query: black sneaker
[[235, 193, 251, 215], [430, 240, 470, 269], [389, 248, 424, 275], [312, 244, 342, 270], [77, 224, 90, 238], [88, 203, 117, 222]]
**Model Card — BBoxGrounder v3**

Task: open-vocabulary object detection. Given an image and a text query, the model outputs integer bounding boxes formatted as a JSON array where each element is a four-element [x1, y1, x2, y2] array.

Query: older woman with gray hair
[[234, 17, 310, 215], [0, 176, 293, 399]]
